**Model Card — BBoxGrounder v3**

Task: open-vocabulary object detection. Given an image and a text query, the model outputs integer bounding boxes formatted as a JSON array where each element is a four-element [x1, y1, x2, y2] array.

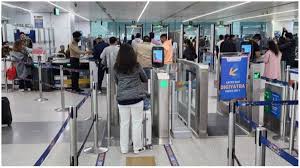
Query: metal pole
[[228, 101, 235, 166], [179, 24, 184, 59], [69, 106, 78, 166], [4, 58, 8, 92], [255, 126, 267, 166], [85, 70, 94, 120], [279, 65, 290, 140], [35, 56, 48, 102], [188, 72, 192, 129], [84, 82, 108, 154], [106, 73, 111, 145], [55, 65, 68, 112], [196, 25, 200, 62], [289, 81, 297, 154]]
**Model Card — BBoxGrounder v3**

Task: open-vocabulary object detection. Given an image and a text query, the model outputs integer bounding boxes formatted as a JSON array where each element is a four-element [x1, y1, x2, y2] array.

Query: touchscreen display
[[153, 49, 163, 63], [241, 44, 252, 53]]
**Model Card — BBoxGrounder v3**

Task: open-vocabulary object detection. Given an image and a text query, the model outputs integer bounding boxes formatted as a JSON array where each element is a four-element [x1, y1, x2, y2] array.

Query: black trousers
[[19, 75, 32, 89], [98, 65, 106, 90], [70, 57, 80, 90]]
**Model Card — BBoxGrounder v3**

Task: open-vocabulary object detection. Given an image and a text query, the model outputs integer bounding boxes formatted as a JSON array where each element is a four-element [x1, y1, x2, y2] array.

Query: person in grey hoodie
[[113, 44, 147, 154], [10, 40, 32, 91]]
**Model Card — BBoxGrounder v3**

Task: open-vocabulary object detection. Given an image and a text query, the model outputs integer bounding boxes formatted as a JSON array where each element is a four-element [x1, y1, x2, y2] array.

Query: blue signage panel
[[271, 92, 282, 119], [219, 56, 248, 101]]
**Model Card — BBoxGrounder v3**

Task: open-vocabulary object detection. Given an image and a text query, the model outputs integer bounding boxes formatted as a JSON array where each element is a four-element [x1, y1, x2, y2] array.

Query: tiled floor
[[1, 72, 298, 166]]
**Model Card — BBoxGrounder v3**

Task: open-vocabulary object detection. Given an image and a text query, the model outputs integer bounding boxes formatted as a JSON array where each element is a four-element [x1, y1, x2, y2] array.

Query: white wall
[[75, 21, 90, 37], [5, 12, 91, 50]]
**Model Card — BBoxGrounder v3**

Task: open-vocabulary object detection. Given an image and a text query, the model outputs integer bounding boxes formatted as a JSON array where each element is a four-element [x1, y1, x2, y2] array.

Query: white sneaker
[[134, 148, 145, 154], [27, 88, 31, 91], [121, 150, 128, 154], [19, 89, 25, 92]]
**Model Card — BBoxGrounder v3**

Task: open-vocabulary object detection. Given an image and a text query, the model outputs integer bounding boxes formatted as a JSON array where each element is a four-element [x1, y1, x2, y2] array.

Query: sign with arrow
[[219, 55, 248, 101]]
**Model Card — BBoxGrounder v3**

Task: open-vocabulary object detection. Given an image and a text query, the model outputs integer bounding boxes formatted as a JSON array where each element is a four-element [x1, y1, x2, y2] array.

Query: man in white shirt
[[216, 34, 224, 57], [131, 33, 143, 50], [100, 37, 119, 70]]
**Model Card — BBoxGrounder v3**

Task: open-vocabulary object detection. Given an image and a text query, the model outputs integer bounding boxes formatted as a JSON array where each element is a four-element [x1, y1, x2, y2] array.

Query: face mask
[[257, 41, 261, 45]]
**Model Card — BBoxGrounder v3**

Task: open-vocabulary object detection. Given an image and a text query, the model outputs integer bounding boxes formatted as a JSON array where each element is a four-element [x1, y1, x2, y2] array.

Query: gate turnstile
[[151, 69, 170, 144]]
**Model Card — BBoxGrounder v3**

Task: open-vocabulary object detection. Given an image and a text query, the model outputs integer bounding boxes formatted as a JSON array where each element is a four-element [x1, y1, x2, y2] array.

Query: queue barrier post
[[227, 101, 236, 166], [187, 72, 192, 129], [289, 81, 297, 154], [69, 106, 78, 166], [4, 58, 8, 92], [255, 126, 267, 166], [85, 70, 94, 120], [55, 65, 68, 112], [35, 56, 48, 102], [106, 73, 112, 146], [84, 82, 108, 154]]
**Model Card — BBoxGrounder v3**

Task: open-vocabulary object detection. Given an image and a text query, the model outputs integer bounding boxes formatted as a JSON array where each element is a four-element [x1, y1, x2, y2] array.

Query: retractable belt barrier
[[34, 90, 91, 166], [260, 76, 289, 86], [228, 100, 299, 166]]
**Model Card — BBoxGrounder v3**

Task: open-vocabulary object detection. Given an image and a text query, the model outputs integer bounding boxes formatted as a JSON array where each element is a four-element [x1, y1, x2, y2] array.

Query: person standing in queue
[[279, 32, 296, 68], [114, 44, 148, 154], [183, 39, 197, 61], [135, 36, 154, 79], [69, 31, 92, 93], [131, 33, 143, 50], [160, 34, 173, 70], [93, 37, 109, 91], [19, 32, 33, 48], [263, 40, 282, 80], [250, 34, 262, 62], [149, 32, 161, 46]]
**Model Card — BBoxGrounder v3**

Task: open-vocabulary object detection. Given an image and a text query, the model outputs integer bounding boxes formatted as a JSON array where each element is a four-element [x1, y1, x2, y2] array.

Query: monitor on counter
[[241, 42, 252, 54], [152, 46, 164, 68]]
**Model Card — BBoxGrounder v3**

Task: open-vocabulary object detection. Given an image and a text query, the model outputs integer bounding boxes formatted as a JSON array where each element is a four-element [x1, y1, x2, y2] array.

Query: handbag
[[6, 64, 17, 81]]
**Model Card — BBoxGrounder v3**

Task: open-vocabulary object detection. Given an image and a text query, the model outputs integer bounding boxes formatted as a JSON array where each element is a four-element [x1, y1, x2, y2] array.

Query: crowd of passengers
[[1, 27, 297, 154]]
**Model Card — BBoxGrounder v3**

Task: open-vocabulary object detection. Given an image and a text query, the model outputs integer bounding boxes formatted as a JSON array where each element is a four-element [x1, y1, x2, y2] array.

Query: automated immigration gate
[[151, 24, 169, 40], [124, 24, 143, 42], [171, 59, 209, 137], [179, 24, 200, 62]]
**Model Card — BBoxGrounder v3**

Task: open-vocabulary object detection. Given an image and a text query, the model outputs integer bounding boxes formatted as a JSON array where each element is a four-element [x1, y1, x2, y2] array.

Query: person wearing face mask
[[250, 34, 262, 62], [69, 31, 93, 92]]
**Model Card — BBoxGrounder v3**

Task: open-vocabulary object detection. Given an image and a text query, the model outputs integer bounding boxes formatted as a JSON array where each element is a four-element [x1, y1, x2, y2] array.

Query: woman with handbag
[[10, 40, 33, 91]]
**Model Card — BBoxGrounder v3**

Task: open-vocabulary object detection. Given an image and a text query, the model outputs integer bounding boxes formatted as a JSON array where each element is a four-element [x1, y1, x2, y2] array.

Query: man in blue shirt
[[93, 37, 109, 91]]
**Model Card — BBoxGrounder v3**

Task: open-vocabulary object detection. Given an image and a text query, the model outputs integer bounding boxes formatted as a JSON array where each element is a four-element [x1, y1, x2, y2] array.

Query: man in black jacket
[[220, 34, 237, 52], [279, 32, 296, 67]]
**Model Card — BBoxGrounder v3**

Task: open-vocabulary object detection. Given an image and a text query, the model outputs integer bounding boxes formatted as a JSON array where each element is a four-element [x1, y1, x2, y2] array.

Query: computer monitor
[[240, 42, 252, 54], [152, 46, 164, 68]]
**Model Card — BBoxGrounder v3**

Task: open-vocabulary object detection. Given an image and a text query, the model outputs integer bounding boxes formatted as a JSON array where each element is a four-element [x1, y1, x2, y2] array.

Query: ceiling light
[[47, 1, 90, 21], [2, 2, 32, 13], [137, 1, 150, 22], [227, 9, 298, 22], [183, 1, 251, 22], [2, 16, 10, 20], [274, 18, 297, 22]]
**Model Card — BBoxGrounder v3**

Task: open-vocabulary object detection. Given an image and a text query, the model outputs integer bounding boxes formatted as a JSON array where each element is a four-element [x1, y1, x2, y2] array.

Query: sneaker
[[134, 148, 145, 154], [19, 89, 25, 92], [120, 150, 128, 154], [98, 90, 102, 94], [27, 88, 31, 91], [73, 88, 84, 93]]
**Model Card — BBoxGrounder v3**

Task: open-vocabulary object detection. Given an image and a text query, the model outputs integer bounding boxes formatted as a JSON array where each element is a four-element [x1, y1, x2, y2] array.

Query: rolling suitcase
[[143, 109, 152, 149], [2, 97, 12, 126]]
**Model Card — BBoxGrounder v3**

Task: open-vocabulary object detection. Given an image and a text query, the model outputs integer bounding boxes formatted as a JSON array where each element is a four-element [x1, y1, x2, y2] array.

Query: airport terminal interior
[[1, 0, 299, 166]]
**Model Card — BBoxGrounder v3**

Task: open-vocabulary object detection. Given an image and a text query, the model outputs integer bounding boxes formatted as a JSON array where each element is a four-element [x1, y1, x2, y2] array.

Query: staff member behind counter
[[69, 31, 93, 92]]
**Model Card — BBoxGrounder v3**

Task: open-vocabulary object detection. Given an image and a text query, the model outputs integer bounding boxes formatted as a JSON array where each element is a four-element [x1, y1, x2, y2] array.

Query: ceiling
[[1, 1, 299, 22]]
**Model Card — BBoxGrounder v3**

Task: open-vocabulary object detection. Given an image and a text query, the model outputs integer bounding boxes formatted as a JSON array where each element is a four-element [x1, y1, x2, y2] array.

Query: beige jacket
[[135, 42, 154, 68], [69, 40, 86, 58]]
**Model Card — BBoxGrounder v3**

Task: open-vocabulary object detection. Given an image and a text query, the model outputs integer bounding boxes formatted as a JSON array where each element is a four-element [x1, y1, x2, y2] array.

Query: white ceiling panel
[[1, 1, 298, 23]]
